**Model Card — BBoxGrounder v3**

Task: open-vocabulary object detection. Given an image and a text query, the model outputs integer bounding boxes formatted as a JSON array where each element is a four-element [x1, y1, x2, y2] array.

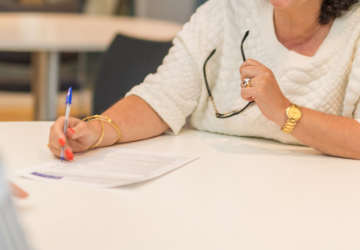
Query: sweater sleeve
[[125, 3, 217, 135]]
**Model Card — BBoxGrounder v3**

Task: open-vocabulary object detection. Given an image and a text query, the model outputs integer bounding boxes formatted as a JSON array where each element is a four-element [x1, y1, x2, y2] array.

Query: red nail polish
[[59, 138, 66, 146], [65, 150, 73, 160], [69, 128, 75, 134]]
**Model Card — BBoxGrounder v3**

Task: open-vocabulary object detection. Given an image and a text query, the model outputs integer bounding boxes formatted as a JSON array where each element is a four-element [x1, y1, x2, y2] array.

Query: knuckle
[[247, 59, 255, 63], [240, 66, 247, 75], [263, 71, 272, 79], [79, 119, 86, 126], [56, 116, 64, 122], [259, 78, 267, 85], [78, 121, 88, 130]]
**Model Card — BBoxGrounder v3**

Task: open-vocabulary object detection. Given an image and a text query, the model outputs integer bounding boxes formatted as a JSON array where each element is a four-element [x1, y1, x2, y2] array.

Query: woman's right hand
[[48, 117, 102, 160]]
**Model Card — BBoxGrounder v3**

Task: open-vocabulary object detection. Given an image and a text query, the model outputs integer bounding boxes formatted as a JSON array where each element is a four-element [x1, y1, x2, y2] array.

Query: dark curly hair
[[320, 0, 359, 24]]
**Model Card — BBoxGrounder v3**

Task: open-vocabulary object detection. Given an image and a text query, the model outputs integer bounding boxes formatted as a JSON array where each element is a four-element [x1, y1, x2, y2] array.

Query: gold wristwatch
[[281, 103, 302, 134]]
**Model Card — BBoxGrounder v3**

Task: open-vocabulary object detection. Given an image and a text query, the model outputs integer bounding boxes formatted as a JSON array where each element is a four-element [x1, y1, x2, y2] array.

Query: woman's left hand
[[240, 59, 290, 126], [9, 182, 28, 199]]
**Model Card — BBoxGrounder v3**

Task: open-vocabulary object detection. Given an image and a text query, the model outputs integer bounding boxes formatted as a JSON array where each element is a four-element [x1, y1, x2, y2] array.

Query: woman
[[49, 0, 360, 160]]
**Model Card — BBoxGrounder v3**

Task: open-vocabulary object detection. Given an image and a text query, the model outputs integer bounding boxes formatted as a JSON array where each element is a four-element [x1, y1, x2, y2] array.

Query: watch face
[[287, 106, 302, 120]]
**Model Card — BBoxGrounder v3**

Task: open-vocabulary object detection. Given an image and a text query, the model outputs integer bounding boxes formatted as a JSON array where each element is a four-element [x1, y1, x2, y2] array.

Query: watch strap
[[281, 118, 297, 134]]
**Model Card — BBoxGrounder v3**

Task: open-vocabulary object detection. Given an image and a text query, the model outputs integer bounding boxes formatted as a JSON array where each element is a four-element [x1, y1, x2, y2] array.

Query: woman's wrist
[[88, 119, 120, 148], [274, 99, 291, 127], [88, 120, 104, 147]]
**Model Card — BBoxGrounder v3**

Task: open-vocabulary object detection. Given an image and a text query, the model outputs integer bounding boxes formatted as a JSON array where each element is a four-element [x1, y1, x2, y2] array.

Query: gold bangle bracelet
[[87, 120, 104, 150], [83, 115, 122, 147]]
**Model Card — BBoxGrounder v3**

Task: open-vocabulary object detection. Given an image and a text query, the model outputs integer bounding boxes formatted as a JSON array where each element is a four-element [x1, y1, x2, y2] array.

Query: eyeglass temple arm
[[203, 49, 217, 99], [241, 30, 250, 62], [203, 31, 253, 118], [204, 30, 249, 97], [203, 49, 221, 115]]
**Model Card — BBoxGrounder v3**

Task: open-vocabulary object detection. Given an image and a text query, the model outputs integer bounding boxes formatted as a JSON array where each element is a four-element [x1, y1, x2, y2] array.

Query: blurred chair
[[197, 0, 207, 7], [93, 34, 172, 114], [0, 0, 83, 92]]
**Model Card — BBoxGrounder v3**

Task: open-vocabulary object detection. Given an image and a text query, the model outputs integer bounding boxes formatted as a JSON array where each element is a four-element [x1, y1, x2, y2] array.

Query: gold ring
[[47, 144, 50, 148], [242, 78, 251, 88]]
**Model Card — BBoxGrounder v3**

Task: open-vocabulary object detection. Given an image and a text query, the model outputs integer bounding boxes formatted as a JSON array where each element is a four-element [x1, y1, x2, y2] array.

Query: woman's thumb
[[66, 121, 89, 140]]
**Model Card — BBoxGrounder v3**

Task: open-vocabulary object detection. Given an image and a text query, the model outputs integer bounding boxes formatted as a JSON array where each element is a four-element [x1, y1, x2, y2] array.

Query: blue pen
[[61, 87, 72, 161]]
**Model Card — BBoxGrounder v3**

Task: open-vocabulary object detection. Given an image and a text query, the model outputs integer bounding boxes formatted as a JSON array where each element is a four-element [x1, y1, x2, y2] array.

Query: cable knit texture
[[126, 0, 360, 145]]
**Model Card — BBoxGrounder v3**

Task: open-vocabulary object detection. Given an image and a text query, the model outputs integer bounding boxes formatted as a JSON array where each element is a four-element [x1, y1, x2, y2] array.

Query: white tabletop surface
[[1, 122, 360, 250], [0, 14, 182, 52]]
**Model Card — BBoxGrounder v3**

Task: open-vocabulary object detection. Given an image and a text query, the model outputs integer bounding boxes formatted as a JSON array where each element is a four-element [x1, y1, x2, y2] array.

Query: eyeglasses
[[203, 30, 254, 119]]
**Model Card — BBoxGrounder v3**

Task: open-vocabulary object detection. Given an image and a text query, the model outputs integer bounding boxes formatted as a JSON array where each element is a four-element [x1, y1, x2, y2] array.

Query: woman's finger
[[50, 116, 82, 150], [63, 144, 74, 161], [66, 120, 102, 153], [50, 116, 66, 145], [241, 87, 257, 102], [67, 117, 83, 129], [9, 182, 28, 199], [66, 120, 91, 140], [243, 76, 270, 89], [48, 142, 74, 161], [240, 59, 263, 71], [48, 142, 61, 157], [50, 117, 82, 144], [240, 66, 262, 83]]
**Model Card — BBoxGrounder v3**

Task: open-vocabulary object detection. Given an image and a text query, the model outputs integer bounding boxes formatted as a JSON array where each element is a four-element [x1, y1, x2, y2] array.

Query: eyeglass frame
[[203, 30, 254, 119]]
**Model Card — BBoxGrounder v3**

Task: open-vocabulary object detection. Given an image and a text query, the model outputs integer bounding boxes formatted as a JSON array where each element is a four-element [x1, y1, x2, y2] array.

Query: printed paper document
[[18, 148, 198, 188]]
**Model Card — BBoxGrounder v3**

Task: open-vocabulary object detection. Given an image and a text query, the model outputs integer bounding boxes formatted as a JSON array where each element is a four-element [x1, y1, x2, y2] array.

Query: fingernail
[[65, 150, 74, 160], [69, 128, 75, 134], [59, 138, 66, 146]]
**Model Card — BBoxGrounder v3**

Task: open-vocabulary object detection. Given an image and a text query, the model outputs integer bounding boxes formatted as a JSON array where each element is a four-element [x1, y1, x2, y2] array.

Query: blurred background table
[[2, 122, 360, 250], [0, 13, 182, 121]]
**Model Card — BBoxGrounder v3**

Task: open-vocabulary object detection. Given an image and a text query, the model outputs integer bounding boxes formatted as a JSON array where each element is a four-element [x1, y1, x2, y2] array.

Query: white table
[[1, 122, 360, 250], [0, 14, 182, 121]]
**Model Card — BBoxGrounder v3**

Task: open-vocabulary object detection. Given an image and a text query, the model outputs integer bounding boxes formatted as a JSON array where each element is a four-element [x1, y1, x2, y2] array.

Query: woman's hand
[[48, 117, 102, 160], [9, 182, 28, 199], [240, 59, 290, 126]]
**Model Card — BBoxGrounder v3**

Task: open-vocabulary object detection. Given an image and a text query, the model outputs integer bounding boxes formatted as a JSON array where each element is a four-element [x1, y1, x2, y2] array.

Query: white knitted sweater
[[127, 0, 360, 145]]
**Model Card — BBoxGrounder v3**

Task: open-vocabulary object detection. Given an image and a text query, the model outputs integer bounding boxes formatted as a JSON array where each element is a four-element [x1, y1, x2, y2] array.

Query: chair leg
[[31, 51, 59, 121]]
